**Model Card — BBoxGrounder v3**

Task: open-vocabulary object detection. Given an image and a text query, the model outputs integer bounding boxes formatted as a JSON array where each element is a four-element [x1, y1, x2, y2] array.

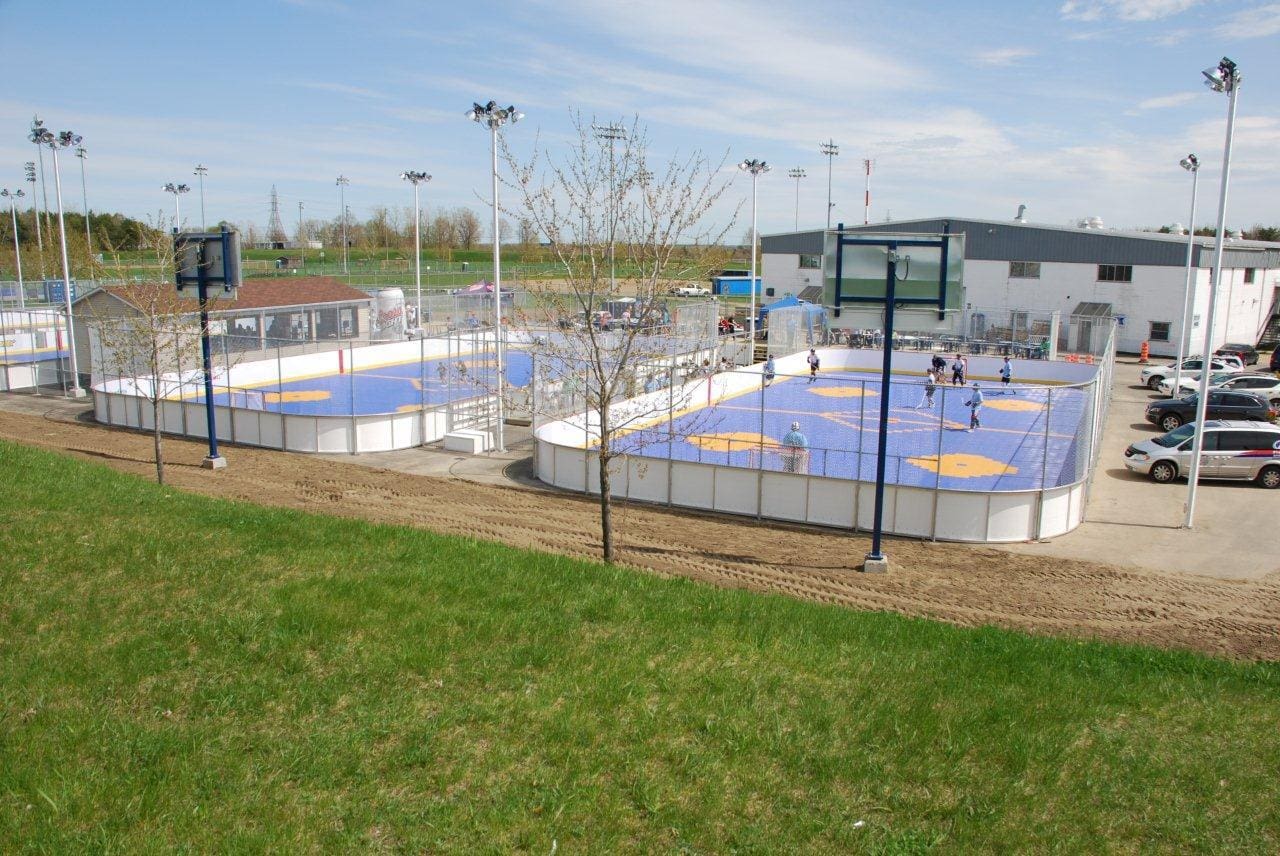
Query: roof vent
[[1077, 216, 1105, 229], [1014, 204, 1027, 223]]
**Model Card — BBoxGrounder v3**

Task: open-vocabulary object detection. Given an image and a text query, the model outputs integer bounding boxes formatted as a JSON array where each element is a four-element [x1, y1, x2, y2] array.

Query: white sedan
[[1160, 372, 1280, 402], [1140, 356, 1241, 390]]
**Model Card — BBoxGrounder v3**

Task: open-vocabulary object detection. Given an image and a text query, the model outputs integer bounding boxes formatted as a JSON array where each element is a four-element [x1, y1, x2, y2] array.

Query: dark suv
[[1144, 390, 1275, 432], [1216, 342, 1259, 366]]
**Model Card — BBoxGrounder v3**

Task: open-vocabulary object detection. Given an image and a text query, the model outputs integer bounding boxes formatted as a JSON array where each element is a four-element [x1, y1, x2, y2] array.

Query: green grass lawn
[[1, 440, 1277, 853]]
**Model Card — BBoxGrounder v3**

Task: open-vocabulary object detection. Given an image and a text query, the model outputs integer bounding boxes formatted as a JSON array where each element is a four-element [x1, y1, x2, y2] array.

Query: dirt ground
[[4, 406, 1278, 661]]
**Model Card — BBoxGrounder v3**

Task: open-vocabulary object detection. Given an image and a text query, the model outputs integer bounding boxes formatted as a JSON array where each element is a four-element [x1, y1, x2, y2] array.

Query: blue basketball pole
[[198, 272, 222, 466], [865, 247, 897, 567]]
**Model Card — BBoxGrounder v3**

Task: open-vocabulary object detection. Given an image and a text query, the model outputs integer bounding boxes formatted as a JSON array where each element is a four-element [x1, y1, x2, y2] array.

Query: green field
[[1, 440, 1278, 852]]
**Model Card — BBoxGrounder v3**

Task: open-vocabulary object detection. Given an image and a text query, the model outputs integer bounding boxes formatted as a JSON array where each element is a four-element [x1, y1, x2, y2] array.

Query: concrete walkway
[[4, 354, 1275, 581]]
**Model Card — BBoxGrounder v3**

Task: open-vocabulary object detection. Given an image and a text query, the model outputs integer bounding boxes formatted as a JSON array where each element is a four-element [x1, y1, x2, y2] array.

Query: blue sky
[[0, 0, 1276, 238]]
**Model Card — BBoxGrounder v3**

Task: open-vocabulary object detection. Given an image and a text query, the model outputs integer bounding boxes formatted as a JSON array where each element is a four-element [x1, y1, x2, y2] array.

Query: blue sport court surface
[[616, 369, 1090, 492], [195, 350, 534, 417]]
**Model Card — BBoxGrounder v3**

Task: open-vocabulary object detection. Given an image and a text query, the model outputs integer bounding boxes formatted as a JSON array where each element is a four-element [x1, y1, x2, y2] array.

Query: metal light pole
[[24, 162, 42, 272], [862, 158, 874, 225], [401, 170, 432, 329], [1186, 57, 1241, 529], [595, 122, 626, 291], [1170, 154, 1200, 399], [36, 128, 86, 396], [30, 117, 52, 254], [820, 139, 839, 229], [194, 164, 208, 231], [787, 168, 805, 231], [74, 146, 91, 260], [163, 183, 190, 229], [336, 175, 349, 274], [1, 189, 25, 308], [738, 159, 770, 347], [466, 100, 523, 453], [297, 201, 305, 266]]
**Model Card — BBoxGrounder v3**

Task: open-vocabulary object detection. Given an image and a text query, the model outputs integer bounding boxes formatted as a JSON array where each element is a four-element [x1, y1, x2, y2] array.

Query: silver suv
[[1123, 420, 1280, 488]]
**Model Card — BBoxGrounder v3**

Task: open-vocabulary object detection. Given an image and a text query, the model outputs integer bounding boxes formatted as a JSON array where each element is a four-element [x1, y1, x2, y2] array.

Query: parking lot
[[1000, 354, 1278, 580]]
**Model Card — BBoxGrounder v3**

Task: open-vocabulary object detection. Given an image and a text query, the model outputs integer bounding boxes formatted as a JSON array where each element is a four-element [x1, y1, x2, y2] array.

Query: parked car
[[1157, 370, 1238, 397], [1215, 342, 1259, 366], [1140, 356, 1241, 390], [669, 285, 711, 296], [1124, 420, 1280, 488], [1144, 389, 1275, 432], [1270, 349, 1280, 373], [1159, 372, 1280, 403]]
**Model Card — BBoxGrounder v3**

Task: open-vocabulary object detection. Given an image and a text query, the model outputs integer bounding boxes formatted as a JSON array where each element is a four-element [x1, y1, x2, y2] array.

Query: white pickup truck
[[670, 285, 711, 296]]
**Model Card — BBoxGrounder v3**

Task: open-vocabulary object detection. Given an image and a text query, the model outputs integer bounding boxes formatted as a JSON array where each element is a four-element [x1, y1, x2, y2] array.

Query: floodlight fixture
[[1170, 152, 1201, 411], [194, 164, 209, 230], [737, 158, 770, 343], [2, 188, 26, 308], [820, 139, 839, 229], [74, 145, 91, 256], [336, 175, 350, 273], [466, 98, 525, 452], [787, 167, 806, 231], [37, 123, 87, 395], [1179, 154, 1199, 172], [401, 170, 432, 327], [1185, 58, 1242, 529], [163, 182, 191, 229], [595, 122, 627, 290]]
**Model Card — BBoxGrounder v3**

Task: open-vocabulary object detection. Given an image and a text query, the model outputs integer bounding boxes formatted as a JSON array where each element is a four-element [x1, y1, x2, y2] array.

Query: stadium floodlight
[[738, 158, 771, 345], [400, 170, 432, 330], [75, 146, 91, 259], [1, 188, 26, 308], [194, 164, 208, 230], [336, 175, 350, 273], [1170, 154, 1200, 404], [466, 99, 523, 453], [1186, 58, 1241, 529], [787, 167, 805, 231], [820, 139, 839, 229], [29, 117, 52, 269], [162, 182, 191, 229], [594, 122, 626, 290], [36, 125, 86, 396]]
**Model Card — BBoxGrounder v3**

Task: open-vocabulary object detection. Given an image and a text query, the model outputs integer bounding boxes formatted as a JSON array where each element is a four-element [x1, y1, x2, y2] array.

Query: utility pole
[[862, 158, 874, 225], [787, 168, 805, 231]]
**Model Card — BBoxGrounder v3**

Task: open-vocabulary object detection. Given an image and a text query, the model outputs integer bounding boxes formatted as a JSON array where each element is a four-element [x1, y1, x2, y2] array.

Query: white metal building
[[761, 218, 1280, 357]]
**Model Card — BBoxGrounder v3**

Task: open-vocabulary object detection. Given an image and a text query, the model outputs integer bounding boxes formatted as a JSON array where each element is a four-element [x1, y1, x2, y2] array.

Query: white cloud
[[1135, 92, 1196, 110], [973, 47, 1035, 67], [1213, 3, 1280, 38], [1060, 0, 1201, 22], [295, 82, 390, 101]]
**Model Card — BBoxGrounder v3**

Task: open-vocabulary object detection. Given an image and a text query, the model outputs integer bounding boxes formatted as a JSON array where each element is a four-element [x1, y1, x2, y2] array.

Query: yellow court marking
[[807, 386, 879, 398], [264, 390, 331, 404], [907, 453, 1019, 478], [982, 397, 1044, 412], [686, 431, 780, 452]]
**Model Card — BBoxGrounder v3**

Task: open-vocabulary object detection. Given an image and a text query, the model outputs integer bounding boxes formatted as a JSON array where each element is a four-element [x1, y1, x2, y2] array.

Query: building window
[[1149, 321, 1171, 342], [1098, 264, 1133, 282], [1009, 261, 1040, 279], [799, 254, 821, 269], [1244, 268, 1256, 283]]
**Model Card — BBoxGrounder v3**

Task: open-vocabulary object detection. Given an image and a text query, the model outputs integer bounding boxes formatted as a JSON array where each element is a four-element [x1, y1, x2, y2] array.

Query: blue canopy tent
[[757, 294, 823, 327]]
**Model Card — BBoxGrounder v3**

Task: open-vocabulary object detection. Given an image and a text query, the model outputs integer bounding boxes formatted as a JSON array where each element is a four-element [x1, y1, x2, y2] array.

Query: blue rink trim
[[615, 369, 1089, 492], [191, 350, 534, 417]]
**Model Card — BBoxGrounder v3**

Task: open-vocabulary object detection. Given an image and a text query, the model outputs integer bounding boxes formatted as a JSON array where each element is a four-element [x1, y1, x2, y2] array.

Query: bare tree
[[87, 224, 207, 484], [517, 217, 539, 249], [454, 207, 482, 249], [503, 114, 736, 562]]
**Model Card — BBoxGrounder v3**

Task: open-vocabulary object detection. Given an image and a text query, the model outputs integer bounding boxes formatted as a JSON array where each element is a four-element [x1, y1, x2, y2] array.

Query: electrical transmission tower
[[266, 185, 287, 244]]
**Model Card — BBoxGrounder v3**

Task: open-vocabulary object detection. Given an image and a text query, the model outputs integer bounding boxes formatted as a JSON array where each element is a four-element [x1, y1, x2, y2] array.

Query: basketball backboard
[[822, 232, 964, 314]]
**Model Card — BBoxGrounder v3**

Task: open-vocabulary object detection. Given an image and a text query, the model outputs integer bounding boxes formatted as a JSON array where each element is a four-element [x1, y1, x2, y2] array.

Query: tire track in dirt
[[3, 409, 1278, 660]]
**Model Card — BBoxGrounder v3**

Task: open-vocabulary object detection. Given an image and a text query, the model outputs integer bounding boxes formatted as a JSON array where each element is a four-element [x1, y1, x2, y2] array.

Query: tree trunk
[[152, 398, 165, 485], [597, 409, 613, 563]]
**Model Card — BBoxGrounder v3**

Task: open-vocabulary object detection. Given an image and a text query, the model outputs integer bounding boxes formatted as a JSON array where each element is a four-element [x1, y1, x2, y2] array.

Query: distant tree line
[[0, 208, 162, 253]]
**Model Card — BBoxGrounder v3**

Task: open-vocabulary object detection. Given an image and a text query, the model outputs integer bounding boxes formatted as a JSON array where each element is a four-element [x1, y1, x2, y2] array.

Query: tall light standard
[[75, 146, 91, 260], [401, 170, 432, 329], [466, 100, 523, 453], [820, 139, 839, 229], [1185, 57, 1242, 529], [162, 183, 190, 229], [595, 122, 626, 291], [29, 117, 52, 253], [24, 162, 42, 271], [1170, 154, 1200, 400], [738, 159, 770, 346], [34, 127, 86, 396], [297, 201, 305, 266], [1, 189, 25, 308], [787, 168, 805, 231], [194, 164, 208, 231], [336, 175, 350, 274]]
